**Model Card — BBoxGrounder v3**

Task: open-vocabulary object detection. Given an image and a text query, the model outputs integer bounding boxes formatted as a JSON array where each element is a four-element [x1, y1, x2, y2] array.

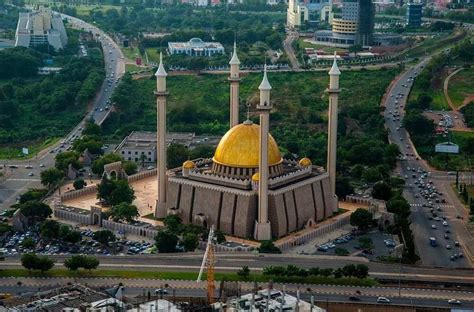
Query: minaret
[[228, 41, 240, 128], [326, 52, 340, 197], [254, 65, 272, 241], [155, 53, 169, 218]]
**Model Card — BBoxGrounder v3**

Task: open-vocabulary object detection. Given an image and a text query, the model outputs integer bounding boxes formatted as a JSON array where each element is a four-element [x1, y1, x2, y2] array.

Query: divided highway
[[0, 14, 125, 210]]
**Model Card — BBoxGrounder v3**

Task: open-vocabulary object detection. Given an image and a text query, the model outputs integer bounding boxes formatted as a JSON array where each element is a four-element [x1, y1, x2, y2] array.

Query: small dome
[[252, 172, 260, 182], [183, 160, 196, 169], [298, 157, 312, 167], [213, 122, 282, 168]]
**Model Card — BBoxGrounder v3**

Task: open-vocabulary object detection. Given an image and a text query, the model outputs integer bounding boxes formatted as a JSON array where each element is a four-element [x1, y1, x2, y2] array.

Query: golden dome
[[298, 157, 312, 167], [213, 122, 282, 168], [182, 160, 196, 169], [251, 172, 260, 182]]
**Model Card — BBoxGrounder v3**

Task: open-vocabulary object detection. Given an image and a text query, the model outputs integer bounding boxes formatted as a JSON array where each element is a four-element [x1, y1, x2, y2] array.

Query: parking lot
[[297, 227, 398, 261]]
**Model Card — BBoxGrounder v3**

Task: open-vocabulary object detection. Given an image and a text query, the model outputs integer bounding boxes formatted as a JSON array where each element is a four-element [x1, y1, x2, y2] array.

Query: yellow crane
[[197, 225, 216, 304]]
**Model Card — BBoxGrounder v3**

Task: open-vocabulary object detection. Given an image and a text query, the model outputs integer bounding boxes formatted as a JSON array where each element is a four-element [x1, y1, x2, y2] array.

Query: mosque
[[153, 44, 341, 240]]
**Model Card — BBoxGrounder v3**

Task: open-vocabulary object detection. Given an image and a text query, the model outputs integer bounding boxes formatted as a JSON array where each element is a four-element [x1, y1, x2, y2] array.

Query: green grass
[[103, 68, 398, 165], [125, 64, 147, 73], [428, 131, 474, 170], [122, 47, 140, 60], [0, 269, 377, 286], [0, 137, 60, 160], [448, 67, 474, 109], [74, 4, 124, 16], [296, 39, 346, 53], [145, 48, 162, 64]]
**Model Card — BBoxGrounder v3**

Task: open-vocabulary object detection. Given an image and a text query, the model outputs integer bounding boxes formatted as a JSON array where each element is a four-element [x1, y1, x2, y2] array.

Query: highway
[[383, 58, 472, 268], [0, 13, 125, 210]]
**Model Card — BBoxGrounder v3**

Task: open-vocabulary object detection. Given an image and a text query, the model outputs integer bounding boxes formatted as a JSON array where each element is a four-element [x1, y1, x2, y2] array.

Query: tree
[[335, 247, 349, 256], [64, 256, 81, 271], [336, 175, 354, 200], [354, 264, 369, 279], [237, 266, 250, 278], [83, 120, 102, 136], [21, 238, 35, 249], [93, 229, 116, 245], [65, 230, 82, 244], [109, 202, 139, 222], [40, 220, 60, 240], [122, 161, 137, 175], [163, 215, 182, 233], [82, 256, 100, 272], [167, 143, 190, 169], [73, 179, 86, 190], [190, 145, 215, 159], [182, 233, 199, 252], [19, 201, 52, 223], [40, 168, 63, 189], [21, 253, 54, 272], [155, 230, 178, 253], [258, 241, 282, 254], [73, 135, 103, 155], [97, 178, 135, 206], [55, 151, 82, 171], [91, 153, 122, 175], [350, 208, 373, 230], [371, 181, 393, 201]]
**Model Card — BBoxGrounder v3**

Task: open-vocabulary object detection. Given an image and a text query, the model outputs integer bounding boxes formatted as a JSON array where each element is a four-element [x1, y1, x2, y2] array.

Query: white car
[[448, 299, 461, 305], [147, 166, 155, 170], [431, 224, 437, 229], [442, 221, 448, 226], [377, 297, 390, 303], [39, 164, 45, 167], [28, 172, 34, 176]]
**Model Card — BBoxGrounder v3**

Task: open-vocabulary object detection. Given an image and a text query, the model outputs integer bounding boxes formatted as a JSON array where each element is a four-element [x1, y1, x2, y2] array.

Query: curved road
[[0, 13, 125, 210]]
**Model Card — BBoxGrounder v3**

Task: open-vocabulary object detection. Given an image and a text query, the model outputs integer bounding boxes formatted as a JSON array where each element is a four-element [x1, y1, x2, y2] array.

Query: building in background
[[406, 2, 423, 27], [314, 0, 375, 47], [287, 0, 332, 28], [168, 38, 224, 57], [15, 8, 67, 51]]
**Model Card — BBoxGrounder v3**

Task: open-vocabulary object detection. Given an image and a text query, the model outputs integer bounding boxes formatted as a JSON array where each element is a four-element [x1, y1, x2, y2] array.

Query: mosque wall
[[313, 181, 326, 221], [233, 194, 257, 238], [220, 193, 237, 234], [294, 184, 315, 227], [283, 192, 298, 232], [268, 193, 288, 238], [192, 187, 222, 226]]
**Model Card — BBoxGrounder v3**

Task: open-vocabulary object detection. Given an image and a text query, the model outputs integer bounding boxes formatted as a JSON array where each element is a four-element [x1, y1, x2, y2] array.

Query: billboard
[[22, 148, 29, 155], [435, 142, 459, 154]]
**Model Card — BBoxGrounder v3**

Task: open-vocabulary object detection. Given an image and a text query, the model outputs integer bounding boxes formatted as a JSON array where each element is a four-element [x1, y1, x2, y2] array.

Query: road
[[0, 13, 125, 210], [383, 58, 472, 268], [283, 30, 300, 70]]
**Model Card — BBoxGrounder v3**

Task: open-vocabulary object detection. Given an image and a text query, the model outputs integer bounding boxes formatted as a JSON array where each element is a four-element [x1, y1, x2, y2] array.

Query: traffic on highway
[[0, 14, 125, 210], [384, 59, 470, 268]]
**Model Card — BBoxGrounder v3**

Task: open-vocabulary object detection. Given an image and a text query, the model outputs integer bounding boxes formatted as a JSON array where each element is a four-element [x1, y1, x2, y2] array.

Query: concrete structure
[[168, 38, 224, 57], [314, 0, 374, 47], [154, 57, 339, 239], [215, 288, 326, 311], [287, 0, 332, 28], [15, 8, 67, 51], [229, 42, 240, 128], [155, 52, 168, 218], [116, 131, 157, 164], [406, 2, 423, 27]]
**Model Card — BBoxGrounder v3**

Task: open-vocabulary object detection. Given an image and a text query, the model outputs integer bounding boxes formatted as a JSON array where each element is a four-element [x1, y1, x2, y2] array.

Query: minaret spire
[[155, 52, 169, 218], [326, 51, 340, 199], [229, 41, 241, 128], [254, 65, 272, 241]]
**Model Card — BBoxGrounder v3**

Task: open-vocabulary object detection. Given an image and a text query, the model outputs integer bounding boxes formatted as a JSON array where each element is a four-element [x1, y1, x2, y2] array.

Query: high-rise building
[[406, 2, 423, 27], [15, 8, 67, 51], [315, 0, 374, 47], [357, 0, 375, 46], [287, 0, 332, 28]]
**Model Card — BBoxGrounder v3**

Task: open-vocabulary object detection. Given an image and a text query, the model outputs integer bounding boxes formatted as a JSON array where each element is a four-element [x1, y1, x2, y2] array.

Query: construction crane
[[197, 225, 216, 304]]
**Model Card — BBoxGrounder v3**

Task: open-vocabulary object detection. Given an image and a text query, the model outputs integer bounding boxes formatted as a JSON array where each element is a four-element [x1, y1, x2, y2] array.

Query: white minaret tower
[[228, 41, 240, 128], [327, 52, 340, 197], [254, 65, 272, 241], [155, 52, 169, 218]]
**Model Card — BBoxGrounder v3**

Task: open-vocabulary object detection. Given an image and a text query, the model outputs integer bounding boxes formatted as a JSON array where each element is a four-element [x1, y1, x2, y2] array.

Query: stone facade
[[166, 170, 336, 239]]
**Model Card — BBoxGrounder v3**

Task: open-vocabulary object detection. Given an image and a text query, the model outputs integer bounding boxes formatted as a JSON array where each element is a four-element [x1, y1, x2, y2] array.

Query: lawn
[[122, 47, 141, 61], [448, 67, 474, 109], [103, 67, 399, 166], [297, 39, 346, 54], [145, 48, 162, 64], [125, 64, 148, 73], [0, 268, 377, 287], [74, 4, 124, 16], [0, 137, 59, 160]]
